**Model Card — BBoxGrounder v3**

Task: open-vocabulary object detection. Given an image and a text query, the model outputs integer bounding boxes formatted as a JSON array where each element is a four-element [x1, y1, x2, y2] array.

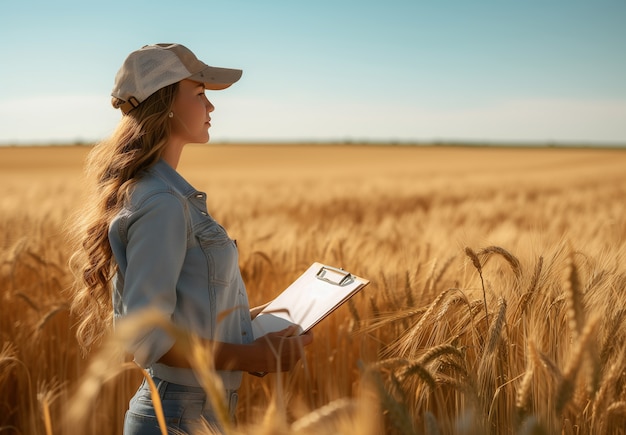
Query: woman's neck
[[161, 141, 184, 170]]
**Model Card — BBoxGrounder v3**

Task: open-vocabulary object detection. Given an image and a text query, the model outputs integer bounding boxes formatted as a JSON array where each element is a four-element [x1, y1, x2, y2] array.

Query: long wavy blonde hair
[[69, 82, 179, 353]]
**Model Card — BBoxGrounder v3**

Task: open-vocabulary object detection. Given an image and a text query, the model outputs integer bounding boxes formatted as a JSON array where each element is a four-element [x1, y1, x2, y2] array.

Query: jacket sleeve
[[120, 191, 188, 367]]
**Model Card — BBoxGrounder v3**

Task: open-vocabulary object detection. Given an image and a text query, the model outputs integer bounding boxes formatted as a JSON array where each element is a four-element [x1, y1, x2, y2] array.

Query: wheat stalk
[[369, 295, 380, 318], [403, 270, 414, 308], [368, 357, 409, 371], [138, 368, 167, 435], [600, 308, 626, 365], [534, 347, 562, 384], [14, 291, 40, 312], [602, 401, 626, 435], [606, 401, 626, 417], [517, 415, 546, 435], [35, 304, 69, 332], [192, 341, 249, 434], [423, 410, 440, 435], [562, 418, 575, 435], [290, 398, 357, 433], [347, 298, 361, 324], [423, 258, 438, 294], [363, 368, 415, 435], [357, 307, 427, 336], [474, 297, 511, 431], [65, 310, 191, 434], [0, 342, 36, 428], [42, 396, 53, 435], [434, 291, 468, 323], [431, 255, 456, 293], [377, 272, 390, 306]]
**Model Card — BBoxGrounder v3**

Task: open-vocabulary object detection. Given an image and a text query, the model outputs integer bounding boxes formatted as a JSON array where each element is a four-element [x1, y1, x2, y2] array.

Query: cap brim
[[189, 66, 242, 90]]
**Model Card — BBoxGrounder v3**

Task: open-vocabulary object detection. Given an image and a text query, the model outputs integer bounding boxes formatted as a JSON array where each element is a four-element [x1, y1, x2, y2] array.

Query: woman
[[70, 43, 313, 434]]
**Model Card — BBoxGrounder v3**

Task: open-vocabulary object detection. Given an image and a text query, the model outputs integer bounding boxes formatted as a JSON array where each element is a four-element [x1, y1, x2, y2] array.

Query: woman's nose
[[205, 97, 215, 112]]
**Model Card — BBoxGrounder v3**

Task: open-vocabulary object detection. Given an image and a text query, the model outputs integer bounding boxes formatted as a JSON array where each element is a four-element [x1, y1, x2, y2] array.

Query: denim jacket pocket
[[195, 219, 239, 286]]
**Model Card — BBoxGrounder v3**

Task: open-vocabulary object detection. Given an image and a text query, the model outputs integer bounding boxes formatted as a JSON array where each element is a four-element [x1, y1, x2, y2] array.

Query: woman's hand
[[249, 325, 313, 373]]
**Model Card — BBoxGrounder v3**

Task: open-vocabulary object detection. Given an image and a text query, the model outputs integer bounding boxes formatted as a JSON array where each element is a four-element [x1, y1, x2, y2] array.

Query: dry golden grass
[[1, 143, 625, 434]]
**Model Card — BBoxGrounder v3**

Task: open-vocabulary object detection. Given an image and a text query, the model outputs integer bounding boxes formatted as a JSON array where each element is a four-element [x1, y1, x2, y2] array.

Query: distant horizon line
[[1, 139, 625, 149]]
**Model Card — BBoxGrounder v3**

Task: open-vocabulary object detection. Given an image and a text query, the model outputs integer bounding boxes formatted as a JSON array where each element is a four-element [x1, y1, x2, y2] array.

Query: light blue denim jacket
[[108, 159, 253, 389]]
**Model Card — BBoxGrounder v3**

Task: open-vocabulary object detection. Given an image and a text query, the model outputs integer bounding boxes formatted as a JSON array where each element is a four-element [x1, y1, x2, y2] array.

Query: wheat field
[[1, 143, 625, 434]]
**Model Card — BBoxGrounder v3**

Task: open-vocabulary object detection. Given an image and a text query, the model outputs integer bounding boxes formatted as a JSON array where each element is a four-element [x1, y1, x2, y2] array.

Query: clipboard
[[250, 262, 369, 376]]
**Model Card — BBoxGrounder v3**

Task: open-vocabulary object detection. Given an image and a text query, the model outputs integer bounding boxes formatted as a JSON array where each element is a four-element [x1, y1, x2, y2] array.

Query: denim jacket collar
[[148, 159, 199, 199]]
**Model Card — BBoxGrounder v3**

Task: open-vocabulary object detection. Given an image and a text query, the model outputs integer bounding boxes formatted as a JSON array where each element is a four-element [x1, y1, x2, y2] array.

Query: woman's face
[[169, 79, 215, 144]]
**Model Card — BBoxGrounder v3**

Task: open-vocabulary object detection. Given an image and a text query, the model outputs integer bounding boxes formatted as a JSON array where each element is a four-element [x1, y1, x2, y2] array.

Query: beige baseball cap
[[111, 43, 242, 114]]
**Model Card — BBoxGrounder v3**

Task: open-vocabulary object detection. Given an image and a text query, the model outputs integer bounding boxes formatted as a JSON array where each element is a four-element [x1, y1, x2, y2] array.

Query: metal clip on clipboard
[[316, 265, 354, 286]]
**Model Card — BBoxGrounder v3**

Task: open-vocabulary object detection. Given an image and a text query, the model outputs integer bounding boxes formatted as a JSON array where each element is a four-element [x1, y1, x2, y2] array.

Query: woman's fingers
[[299, 330, 313, 345], [255, 327, 314, 372]]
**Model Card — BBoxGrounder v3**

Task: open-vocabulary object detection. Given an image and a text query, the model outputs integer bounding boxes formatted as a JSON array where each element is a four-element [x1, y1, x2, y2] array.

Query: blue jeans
[[123, 376, 238, 434]]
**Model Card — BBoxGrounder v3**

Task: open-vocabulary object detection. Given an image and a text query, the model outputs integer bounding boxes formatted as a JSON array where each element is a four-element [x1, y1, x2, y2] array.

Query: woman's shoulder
[[115, 178, 188, 232], [130, 160, 192, 200], [123, 171, 185, 212], [111, 184, 189, 246]]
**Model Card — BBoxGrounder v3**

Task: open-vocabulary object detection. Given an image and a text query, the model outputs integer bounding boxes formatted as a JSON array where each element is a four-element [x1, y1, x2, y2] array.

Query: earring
[[168, 112, 174, 118]]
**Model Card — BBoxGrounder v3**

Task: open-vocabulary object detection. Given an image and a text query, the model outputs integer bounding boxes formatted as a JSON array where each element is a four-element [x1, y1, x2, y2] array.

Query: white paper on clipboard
[[251, 262, 369, 339]]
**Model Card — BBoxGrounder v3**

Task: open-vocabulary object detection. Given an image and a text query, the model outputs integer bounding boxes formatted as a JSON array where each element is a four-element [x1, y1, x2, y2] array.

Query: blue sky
[[1, 0, 625, 145]]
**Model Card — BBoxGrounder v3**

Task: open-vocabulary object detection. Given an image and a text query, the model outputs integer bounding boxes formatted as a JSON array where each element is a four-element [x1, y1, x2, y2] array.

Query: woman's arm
[[120, 193, 188, 367], [157, 326, 313, 373]]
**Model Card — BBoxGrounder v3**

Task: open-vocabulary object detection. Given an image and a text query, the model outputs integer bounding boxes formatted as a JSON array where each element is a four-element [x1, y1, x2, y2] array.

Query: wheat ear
[[290, 398, 357, 433], [399, 361, 436, 390], [555, 316, 599, 414], [591, 351, 624, 429], [513, 256, 543, 322], [564, 254, 585, 339], [478, 246, 522, 281], [516, 340, 536, 413], [417, 344, 463, 366], [465, 247, 489, 330], [395, 288, 453, 357], [485, 297, 507, 354]]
